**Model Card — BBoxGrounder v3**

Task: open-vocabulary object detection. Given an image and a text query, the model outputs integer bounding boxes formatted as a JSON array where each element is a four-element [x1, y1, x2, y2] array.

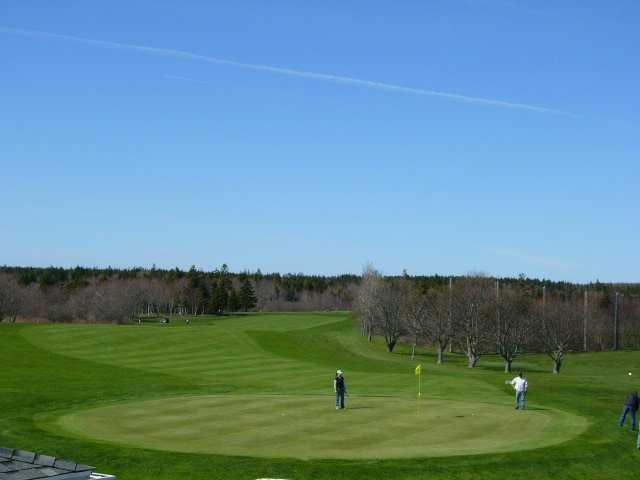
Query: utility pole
[[496, 279, 501, 354], [448, 277, 453, 353], [583, 290, 588, 352], [542, 285, 546, 318], [614, 292, 620, 351]]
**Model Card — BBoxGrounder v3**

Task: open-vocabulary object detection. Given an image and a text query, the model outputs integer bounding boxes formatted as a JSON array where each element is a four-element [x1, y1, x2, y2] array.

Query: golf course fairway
[[3, 311, 639, 480], [54, 394, 586, 459]]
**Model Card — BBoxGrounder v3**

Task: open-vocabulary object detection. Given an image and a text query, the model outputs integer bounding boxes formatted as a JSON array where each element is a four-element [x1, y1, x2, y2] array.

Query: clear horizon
[[1, 1, 638, 283]]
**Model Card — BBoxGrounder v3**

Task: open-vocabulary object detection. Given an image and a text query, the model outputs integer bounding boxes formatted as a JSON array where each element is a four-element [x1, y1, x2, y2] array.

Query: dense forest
[[0, 265, 638, 357]]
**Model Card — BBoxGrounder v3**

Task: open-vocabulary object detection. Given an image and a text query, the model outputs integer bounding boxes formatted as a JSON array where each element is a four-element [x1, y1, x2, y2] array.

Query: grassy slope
[[1, 312, 639, 479]]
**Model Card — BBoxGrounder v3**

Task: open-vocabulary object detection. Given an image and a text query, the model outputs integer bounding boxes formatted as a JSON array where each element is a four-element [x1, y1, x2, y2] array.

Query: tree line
[[1, 264, 638, 357], [0, 265, 356, 323], [355, 266, 640, 373]]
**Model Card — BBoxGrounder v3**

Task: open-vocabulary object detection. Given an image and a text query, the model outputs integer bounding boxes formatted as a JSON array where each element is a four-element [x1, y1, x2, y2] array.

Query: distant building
[[0, 447, 115, 480]]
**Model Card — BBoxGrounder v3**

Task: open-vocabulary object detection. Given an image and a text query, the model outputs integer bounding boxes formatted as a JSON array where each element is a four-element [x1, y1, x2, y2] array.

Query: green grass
[[52, 395, 585, 459], [1, 311, 639, 479]]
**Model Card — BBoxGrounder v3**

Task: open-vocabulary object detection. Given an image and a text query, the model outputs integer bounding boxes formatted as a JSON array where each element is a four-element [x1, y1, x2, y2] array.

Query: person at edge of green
[[508, 371, 528, 410], [334, 369, 347, 410]]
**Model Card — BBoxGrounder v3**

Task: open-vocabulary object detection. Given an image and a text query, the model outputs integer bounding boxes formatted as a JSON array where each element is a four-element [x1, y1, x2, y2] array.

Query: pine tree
[[239, 277, 257, 312], [209, 280, 229, 315], [186, 265, 208, 314], [228, 288, 241, 312], [197, 283, 210, 313]]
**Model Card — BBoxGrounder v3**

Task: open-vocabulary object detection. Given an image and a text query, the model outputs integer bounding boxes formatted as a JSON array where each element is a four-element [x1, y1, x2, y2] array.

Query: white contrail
[[0, 26, 578, 117], [163, 74, 210, 85]]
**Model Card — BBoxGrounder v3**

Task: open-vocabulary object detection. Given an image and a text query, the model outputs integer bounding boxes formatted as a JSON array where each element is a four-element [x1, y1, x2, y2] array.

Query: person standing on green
[[509, 372, 528, 410], [333, 369, 347, 410]]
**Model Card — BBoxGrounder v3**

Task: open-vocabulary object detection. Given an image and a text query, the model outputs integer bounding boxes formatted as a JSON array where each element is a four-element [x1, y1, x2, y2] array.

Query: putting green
[[54, 394, 587, 459]]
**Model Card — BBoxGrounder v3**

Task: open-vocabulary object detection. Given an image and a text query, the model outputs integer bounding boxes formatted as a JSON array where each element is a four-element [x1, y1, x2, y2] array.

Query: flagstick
[[416, 371, 422, 417]]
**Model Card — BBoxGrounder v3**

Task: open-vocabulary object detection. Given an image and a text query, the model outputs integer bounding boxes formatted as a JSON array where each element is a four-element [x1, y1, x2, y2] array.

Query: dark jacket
[[625, 392, 639, 410], [335, 376, 346, 392]]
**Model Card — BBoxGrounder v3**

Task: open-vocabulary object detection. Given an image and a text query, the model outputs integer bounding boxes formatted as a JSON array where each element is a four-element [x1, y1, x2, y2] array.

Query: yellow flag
[[415, 364, 422, 376]]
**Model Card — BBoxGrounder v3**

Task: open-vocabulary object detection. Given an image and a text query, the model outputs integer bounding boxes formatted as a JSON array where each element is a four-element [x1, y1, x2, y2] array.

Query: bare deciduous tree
[[92, 281, 143, 323], [373, 280, 406, 353], [542, 297, 581, 374], [355, 264, 383, 342], [453, 277, 494, 368], [424, 288, 454, 364], [496, 286, 532, 372], [404, 283, 428, 359], [0, 274, 22, 322], [405, 287, 453, 364]]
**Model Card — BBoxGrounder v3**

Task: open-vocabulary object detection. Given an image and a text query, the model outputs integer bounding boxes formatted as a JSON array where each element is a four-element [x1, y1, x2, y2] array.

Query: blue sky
[[1, 1, 638, 282]]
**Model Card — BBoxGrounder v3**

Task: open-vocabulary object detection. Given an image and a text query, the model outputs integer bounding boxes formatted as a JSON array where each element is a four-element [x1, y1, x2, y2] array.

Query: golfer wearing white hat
[[333, 369, 347, 410]]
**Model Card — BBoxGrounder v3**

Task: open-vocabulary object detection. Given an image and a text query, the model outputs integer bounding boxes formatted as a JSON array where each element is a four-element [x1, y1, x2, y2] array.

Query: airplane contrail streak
[[0, 26, 579, 117]]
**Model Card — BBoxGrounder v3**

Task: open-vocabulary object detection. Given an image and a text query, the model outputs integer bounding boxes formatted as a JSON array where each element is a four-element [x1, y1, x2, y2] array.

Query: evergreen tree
[[39, 266, 67, 289], [218, 264, 232, 290], [239, 277, 257, 311], [18, 269, 37, 286], [197, 282, 210, 312], [210, 280, 229, 315], [228, 288, 241, 312], [68, 266, 89, 290], [186, 265, 200, 289], [186, 265, 209, 314]]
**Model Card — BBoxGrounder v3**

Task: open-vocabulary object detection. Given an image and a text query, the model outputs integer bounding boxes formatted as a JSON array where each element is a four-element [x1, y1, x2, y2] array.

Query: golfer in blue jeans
[[619, 391, 639, 431], [334, 369, 347, 409], [509, 372, 528, 410]]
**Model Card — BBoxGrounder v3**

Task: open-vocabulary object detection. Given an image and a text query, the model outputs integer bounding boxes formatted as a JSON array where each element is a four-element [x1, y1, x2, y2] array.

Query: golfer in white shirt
[[509, 371, 528, 410]]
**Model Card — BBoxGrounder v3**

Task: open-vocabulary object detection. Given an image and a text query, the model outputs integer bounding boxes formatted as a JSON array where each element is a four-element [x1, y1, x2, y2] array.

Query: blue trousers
[[335, 390, 345, 409], [619, 406, 638, 430], [516, 391, 526, 409]]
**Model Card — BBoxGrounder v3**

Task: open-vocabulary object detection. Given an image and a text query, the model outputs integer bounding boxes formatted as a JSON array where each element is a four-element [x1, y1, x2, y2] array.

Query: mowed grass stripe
[[25, 327, 232, 357], [142, 357, 288, 373], [25, 326, 321, 376], [97, 347, 260, 367], [27, 330, 275, 372]]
